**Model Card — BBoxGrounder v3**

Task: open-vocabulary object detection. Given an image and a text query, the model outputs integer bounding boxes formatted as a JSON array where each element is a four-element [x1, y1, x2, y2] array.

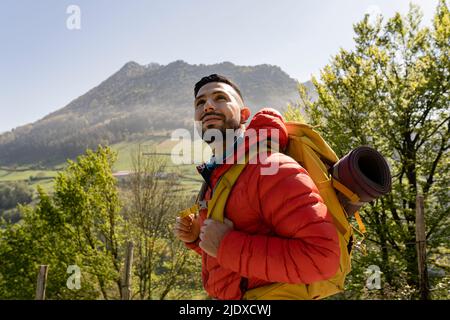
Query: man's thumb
[[224, 218, 234, 228]]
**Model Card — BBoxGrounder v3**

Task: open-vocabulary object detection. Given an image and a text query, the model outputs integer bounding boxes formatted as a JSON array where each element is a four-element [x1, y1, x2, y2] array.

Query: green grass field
[[0, 169, 56, 182], [0, 135, 209, 197], [110, 136, 209, 195]]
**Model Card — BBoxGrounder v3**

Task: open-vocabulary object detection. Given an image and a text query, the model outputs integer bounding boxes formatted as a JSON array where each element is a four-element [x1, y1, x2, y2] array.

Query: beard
[[201, 113, 241, 144]]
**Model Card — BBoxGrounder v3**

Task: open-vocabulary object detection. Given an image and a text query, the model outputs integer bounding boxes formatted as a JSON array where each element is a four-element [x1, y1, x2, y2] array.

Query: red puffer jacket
[[186, 108, 340, 300]]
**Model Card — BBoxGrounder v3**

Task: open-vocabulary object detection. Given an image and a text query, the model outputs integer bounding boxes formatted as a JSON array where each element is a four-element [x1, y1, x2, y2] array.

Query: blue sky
[[0, 0, 440, 134]]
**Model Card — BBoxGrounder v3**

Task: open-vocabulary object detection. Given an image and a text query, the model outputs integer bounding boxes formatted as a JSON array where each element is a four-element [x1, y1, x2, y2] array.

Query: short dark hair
[[194, 74, 244, 102]]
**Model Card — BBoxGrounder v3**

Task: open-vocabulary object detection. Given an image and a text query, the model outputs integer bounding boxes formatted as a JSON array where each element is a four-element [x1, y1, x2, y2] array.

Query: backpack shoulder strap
[[207, 163, 247, 223], [178, 161, 248, 220]]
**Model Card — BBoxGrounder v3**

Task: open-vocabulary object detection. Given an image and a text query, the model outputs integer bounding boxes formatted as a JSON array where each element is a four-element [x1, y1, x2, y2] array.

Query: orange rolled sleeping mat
[[330, 146, 392, 216]]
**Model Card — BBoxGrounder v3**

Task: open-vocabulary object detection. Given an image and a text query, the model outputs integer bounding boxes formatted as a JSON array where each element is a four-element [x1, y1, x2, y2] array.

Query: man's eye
[[216, 95, 227, 101], [196, 100, 205, 107]]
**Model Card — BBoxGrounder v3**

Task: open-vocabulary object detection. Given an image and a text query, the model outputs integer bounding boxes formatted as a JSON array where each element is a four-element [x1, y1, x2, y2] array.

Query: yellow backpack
[[180, 121, 366, 300]]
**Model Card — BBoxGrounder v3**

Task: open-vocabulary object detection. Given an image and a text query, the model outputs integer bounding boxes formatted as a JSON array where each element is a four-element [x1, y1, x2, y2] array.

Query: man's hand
[[199, 218, 234, 257], [174, 214, 201, 243]]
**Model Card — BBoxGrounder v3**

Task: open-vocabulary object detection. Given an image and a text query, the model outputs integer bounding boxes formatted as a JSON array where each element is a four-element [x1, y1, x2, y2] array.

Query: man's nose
[[203, 99, 215, 113]]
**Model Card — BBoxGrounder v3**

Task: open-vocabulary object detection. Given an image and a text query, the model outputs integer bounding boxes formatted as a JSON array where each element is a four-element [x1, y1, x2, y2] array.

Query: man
[[174, 74, 340, 300]]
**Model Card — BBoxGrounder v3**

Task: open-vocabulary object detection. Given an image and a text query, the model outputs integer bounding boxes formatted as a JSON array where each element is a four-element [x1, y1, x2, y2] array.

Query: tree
[[53, 146, 126, 299], [121, 146, 203, 300], [0, 146, 126, 299], [288, 1, 449, 299], [0, 182, 33, 211]]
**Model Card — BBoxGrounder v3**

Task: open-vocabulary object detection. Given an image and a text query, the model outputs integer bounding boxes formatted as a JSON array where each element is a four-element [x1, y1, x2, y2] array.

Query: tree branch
[[416, 115, 450, 149], [423, 133, 449, 196]]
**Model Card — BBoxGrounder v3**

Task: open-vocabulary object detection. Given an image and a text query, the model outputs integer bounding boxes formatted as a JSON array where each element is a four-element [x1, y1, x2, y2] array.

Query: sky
[[0, 0, 441, 134]]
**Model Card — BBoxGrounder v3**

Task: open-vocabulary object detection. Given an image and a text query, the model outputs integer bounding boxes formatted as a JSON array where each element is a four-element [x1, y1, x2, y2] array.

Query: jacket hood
[[246, 108, 289, 151]]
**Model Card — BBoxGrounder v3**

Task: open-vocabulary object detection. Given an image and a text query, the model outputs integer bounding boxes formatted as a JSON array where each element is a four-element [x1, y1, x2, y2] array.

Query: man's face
[[194, 82, 249, 138]]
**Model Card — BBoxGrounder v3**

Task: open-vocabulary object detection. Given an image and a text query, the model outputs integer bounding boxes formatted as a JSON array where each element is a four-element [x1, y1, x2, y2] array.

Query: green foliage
[[290, 1, 449, 299], [120, 146, 203, 299], [0, 145, 204, 299], [0, 146, 124, 299], [284, 104, 307, 123], [0, 182, 33, 210]]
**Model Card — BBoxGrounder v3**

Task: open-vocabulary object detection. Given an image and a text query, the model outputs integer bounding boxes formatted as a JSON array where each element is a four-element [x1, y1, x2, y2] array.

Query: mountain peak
[[165, 60, 189, 68], [121, 60, 142, 69], [118, 61, 146, 76], [217, 61, 236, 67], [145, 62, 162, 70]]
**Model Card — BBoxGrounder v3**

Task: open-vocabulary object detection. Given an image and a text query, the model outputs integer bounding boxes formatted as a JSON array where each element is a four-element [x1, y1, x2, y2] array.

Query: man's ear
[[240, 107, 251, 124]]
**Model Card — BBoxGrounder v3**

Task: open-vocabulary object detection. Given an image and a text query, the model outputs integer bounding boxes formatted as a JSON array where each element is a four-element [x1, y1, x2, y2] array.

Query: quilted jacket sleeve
[[216, 153, 340, 284], [185, 238, 202, 255]]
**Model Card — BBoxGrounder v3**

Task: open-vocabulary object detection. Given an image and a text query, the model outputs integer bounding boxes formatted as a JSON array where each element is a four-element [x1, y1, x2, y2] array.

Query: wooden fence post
[[122, 241, 134, 300], [35, 265, 48, 300], [415, 194, 430, 300]]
